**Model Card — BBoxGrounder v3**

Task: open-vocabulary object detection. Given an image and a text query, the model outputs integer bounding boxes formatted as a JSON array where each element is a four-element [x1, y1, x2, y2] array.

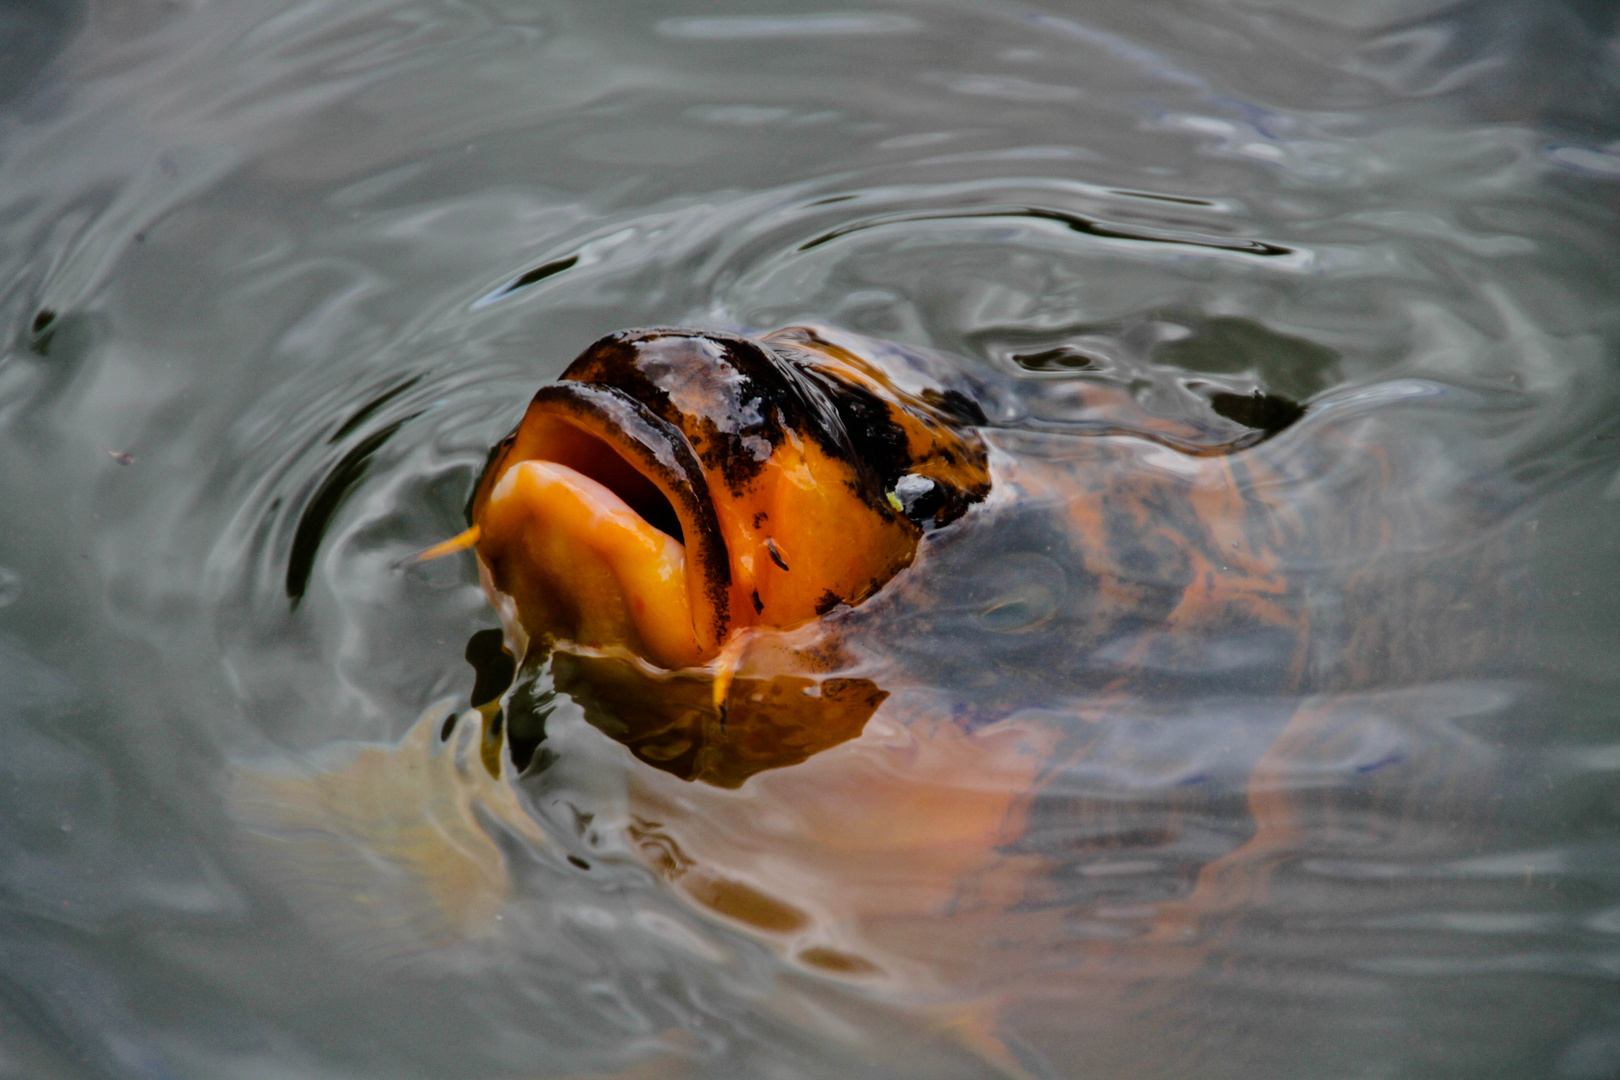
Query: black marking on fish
[[793, 354, 987, 526], [814, 590, 842, 616], [751, 590, 763, 614], [920, 388, 989, 427], [564, 330, 839, 491], [560, 329, 989, 528], [797, 366, 915, 509], [765, 538, 790, 571]]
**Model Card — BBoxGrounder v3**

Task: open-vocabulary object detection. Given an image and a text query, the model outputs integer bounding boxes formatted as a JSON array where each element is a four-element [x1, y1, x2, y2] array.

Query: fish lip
[[477, 379, 732, 648]]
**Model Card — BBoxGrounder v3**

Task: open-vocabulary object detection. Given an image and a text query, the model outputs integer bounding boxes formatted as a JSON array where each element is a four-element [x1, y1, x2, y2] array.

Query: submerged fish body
[[424, 326, 1321, 983], [237, 323, 1512, 1076], [465, 324, 1317, 785]]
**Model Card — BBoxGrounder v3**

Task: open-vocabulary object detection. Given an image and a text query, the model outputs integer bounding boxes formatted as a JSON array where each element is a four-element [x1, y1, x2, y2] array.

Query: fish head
[[469, 326, 991, 671]]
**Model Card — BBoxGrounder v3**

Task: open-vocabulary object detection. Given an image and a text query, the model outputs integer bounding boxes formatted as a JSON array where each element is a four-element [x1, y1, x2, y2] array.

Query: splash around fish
[[239, 320, 1483, 1080], [424, 325, 1010, 786], [422, 323, 1296, 788]]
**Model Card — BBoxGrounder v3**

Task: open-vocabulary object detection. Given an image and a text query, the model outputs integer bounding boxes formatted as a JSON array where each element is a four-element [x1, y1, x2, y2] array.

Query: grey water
[[2, 1, 1619, 1078]]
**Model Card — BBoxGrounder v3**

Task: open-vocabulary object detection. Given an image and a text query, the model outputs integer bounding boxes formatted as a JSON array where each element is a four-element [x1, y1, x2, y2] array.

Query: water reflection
[[1, 0, 1619, 1076]]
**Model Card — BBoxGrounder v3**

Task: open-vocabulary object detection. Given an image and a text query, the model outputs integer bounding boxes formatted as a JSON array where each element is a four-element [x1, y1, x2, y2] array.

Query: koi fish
[[235, 323, 1510, 1078]]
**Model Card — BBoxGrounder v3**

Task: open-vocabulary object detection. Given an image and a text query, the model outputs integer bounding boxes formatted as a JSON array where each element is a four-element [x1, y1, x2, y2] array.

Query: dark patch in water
[[479, 254, 579, 305], [1156, 316, 1339, 402], [464, 628, 516, 707], [1009, 346, 1099, 373], [1209, 390, 1305, 437], [799, 206, 1291, 257], [328, 376, 422, 443], [505, 664, 556, 773], [1109, 188, 1217, 207], [284, 415, 416, 608], [27, 308, 56, 355]]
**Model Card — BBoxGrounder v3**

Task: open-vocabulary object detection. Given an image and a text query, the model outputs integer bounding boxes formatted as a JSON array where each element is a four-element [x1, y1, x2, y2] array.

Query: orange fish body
[[466, 327, 991, 667], [231, 322, 1507, 1079], [442, 325, 1336, 1062]]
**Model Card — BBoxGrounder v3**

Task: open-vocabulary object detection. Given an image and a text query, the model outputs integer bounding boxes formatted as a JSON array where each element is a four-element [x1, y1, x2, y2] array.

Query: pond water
[[2, 1, 1620, 1078]]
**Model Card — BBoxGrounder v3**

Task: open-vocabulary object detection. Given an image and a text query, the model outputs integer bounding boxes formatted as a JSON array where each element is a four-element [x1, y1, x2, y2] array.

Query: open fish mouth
[[454, 327, 993, 671], [469, 377, 732, 669]]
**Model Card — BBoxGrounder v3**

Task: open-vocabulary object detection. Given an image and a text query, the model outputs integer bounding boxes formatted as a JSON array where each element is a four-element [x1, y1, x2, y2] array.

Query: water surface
[[2, 1, 1619, 1078]]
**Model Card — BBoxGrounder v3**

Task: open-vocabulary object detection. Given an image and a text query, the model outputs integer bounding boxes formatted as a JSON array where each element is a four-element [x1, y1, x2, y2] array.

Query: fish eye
[[975, 587, 1057, 633], [894, 473, 935, 501], [892, 473, 940, 522], [964, 552, 1067, 634]]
